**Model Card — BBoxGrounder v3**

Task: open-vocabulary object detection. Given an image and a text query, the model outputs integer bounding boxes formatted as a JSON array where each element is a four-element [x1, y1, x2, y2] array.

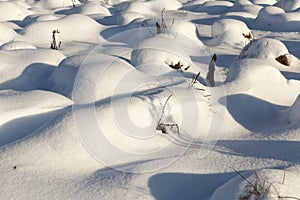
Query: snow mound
[[169, 20, 201, 43], [0, 49, 65, 90], [80, 2, 111, 15], [0, 23, 17, 46], [22, 14, 104, 47], [238, 38, 300, 66], [229, 0, 261, 12], [113, 0, 182, 25], [36, 14, 63, 22], [0, 1, 31, 22], [131, 34, 195, 76], [256, 6, 300, 31], [226, 59, 300, 105], [0, 109, 98, 171], [210, 169, 300, 200], [125, 0, 182, 16], [34, 0, 81, 9], [192, 1, 233, 14], [239, 38, 289, 60], [0, 90, 72, 146], [48, 53, 87, 97], [0, 90, 71, 125], [0, 41, 37, 50], [250, 0, 277, 5], [274, 0, 300, 12], [289, 94, 300, 124], [72, 53, 135, 103], [0, 109, 100, 199], [224, 0, 262, 19], [208, 19, 252, 47]]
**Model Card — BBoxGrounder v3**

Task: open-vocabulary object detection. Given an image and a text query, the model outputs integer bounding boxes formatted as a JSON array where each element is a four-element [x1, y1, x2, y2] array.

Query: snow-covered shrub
[[191, 0, 233, 14], [226, 58, 300, 106], [22, 14, 103, 47], [34, 0, 81, 9], [274, 0, 300, 12], [256, 6, 300, 31], [208, 19, 252, 47], [210, 169, 300, 200], [239, 38, 289, 60], [50, 29, 61, 50], [238, 38, 299, 66], [79, 2, 110, 15], [131, 34, 193, 76], [250, 0, 277, 5]]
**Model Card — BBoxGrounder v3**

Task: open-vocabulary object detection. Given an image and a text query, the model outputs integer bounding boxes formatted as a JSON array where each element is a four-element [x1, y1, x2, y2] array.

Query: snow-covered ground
[[0, 0, 300, 199]]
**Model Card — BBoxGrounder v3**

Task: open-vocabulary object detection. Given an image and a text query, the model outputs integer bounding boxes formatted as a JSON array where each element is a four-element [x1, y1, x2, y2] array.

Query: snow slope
[[0, 0, 300, 199]]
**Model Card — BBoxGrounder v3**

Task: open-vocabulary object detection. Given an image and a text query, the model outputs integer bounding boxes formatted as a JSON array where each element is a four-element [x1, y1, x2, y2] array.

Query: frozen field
[[0, 0, 300, 199]]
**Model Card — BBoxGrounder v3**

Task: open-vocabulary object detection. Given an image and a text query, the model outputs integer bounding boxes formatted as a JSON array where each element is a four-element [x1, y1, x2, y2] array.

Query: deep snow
[[0, 0, 300, 199]]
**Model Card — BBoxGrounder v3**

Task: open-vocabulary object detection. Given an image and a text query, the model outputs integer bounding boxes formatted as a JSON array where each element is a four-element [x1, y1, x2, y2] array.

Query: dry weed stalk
[[50, 29, 61, 50], [156, 8, 174, 35], [233, 169, 300, 200], [206, 54, 217, 87], [188, 72, 202, 89], [156, 95, 180, 135]]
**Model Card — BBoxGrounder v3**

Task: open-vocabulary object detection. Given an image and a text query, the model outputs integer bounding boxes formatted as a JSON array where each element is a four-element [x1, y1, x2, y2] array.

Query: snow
[[0, 90, 72, 146], [289, 94, 300, 124], [211, 168, 300, 200], [22, 14, 104, 47], [1, 41, 37, 50], [0, 0, 300, 199], [0, 1, 31, 22], [239, 38, 289, 60], [274, 0, 300, 12], [208, 19, 252, 47], [0, 23, 17, 46], [34, 0, 81, 9], [256, 6, 300, 31]]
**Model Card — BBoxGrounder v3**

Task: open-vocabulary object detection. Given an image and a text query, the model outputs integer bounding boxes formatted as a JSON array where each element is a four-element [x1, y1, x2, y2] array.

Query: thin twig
[[157, 95, 172, 124], [189, 72, 200, 88], [279, 197, 300, 200], [233, 168, 260, 195], [282, 164, 286, 185]]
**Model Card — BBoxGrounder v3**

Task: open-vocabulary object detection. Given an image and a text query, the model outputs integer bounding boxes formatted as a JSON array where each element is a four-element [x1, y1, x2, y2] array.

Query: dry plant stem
[[282, 165, 286, 185], [206, 54, 217, 87], [190, 72, 201, 87], [161, 8, 167, 33], [156, 22, 162, 34], [233, 168, 261, 195], [272, 183, 300, 200], [50, 29, 61, 50], [157, 95, 172, 124], [279, 197, 300, 200], [236, 168, 300, 200]]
